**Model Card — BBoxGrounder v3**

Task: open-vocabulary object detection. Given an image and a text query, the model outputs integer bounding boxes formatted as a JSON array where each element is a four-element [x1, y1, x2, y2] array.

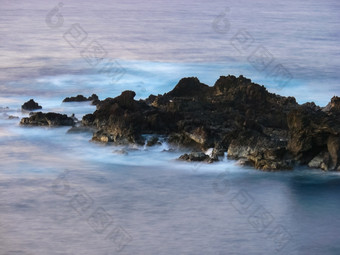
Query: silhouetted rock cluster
[[20, 75, 340, 171], [22, 99, 42, 111], [80, 75, 340, 171], [63, 94, 99, 105]]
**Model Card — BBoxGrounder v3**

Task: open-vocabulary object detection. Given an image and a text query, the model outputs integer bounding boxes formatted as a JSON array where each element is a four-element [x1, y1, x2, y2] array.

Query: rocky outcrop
[[20, 112, 75, 126], [227, 130, 293, 170], [63, 94, 99, 105], [77, 75, 339, 171], [323, 96, 340, 113], [287, 104, 340, 171], [22, 99, 42, 111], [83, 90, 178, 145]]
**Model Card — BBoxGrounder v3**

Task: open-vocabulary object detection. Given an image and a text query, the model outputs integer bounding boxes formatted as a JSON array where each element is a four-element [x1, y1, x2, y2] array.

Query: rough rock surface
[[178, 152, 217, 163], [20, 112, 75, 126], [75, 75, 340, 171], [21, 99, 42, 111]]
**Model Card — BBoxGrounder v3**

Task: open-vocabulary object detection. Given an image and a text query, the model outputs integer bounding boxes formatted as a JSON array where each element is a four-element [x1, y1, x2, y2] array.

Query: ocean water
[[1, 0, 340, 254]]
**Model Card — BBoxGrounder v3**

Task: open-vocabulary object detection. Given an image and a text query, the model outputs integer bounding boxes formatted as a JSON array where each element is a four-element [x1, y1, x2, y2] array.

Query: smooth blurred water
[[1, 0, 340, 104], [1, 105, 340, 255], [1, 0, 340, 254]]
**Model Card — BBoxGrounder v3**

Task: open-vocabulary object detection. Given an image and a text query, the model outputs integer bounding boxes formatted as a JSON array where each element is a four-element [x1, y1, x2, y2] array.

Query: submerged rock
[[146, 136, 160, 146], [66, 126, 96, 134], [21, 99, 42, 111], [8, 115, 19, 119], [178, 152, 217, 163], [113, 149, 128, 155]]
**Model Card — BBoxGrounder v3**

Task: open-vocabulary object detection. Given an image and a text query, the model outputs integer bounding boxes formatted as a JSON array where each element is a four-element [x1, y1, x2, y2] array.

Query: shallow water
[[1, 0, 340, 254]]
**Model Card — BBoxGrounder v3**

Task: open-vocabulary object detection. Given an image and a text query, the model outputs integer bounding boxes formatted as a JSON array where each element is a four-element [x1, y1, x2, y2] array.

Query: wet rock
[[83, 91, 162, 145], [211, 144, 225, 159], [168, 132, 202, 149], [308, 151, 330, 170], [146, 136, 160, 146], [92, 130, 114, 143], [20, 112, 75, 126], [21, 99, 42, 111], [178, 152, 217, 163], [327, 135, 340, 170], [287, 103, 340, 170], [227, 130, 292, 170], [92, 128, 144, 145], [185, 127, 210, 147]]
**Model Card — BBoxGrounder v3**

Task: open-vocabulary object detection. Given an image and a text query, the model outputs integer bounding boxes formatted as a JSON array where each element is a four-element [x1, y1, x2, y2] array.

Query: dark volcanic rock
[[166, 77, 211, 98], [22, 99, 42, 111], [63, 94, 99, 105], [227, 130, 293, 170], [83, 90, 178, 145], [63, 95, 88, 102], [323, 96, 340, 113], [20, 112, 75, 126], [287, 103, 340, 171], [79, 75, 339, 171], [178, 152, 217, 163]]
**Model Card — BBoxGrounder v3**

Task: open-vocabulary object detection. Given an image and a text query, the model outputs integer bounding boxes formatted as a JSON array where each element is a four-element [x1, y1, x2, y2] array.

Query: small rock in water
[[146, 136, 161, 146], [113, 149, 128, 155], [8, 115, 19, 119], [179, 152, 218, 163], [21, 99, 42, 111]]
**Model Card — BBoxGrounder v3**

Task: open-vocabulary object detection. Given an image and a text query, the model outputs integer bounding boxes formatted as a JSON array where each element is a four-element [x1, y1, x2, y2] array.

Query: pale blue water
[[1, 0, 340, 254]]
